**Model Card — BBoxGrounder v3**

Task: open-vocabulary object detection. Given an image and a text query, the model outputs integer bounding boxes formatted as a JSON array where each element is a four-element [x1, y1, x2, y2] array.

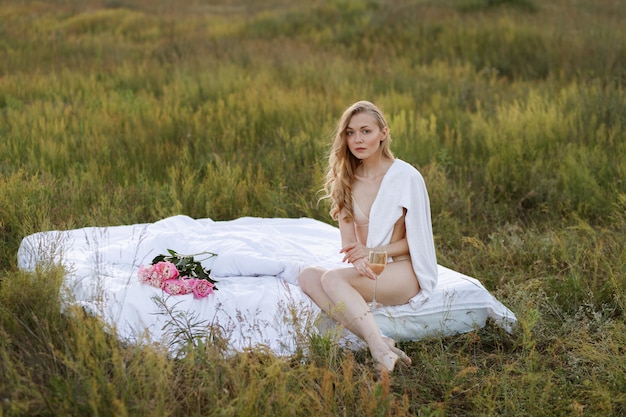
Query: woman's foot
[[383, 337, 412, 367], [373, 348, 399, 373], [369, 340, 400, 372]]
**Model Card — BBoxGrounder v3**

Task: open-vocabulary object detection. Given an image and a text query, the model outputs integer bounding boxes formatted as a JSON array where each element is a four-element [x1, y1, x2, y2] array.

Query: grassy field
[[1, 0, 625, 415]]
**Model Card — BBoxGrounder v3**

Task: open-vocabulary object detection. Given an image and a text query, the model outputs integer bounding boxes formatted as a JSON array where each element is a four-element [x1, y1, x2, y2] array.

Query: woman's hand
[[353, 257, 376, 280], [340, 241, 368, 264], [340, 242, 375, 279]]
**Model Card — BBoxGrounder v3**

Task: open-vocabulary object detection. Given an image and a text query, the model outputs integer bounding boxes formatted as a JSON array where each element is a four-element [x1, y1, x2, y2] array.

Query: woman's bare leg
[[321, 268, 399, 371], [299, 266, 399, 371], [298, 267, 364, 337]]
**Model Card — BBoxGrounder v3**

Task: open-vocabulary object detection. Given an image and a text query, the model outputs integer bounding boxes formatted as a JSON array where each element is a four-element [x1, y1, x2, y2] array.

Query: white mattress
[[17, 215, 517, 355]]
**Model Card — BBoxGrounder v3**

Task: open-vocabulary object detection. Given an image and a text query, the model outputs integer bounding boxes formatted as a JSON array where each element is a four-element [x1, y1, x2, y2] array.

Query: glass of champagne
[[367, 250, 387, 310]]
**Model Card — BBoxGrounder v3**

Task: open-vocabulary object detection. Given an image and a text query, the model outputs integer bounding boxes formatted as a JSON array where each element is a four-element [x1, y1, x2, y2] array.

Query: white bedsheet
[[17, 215, 517, 355]]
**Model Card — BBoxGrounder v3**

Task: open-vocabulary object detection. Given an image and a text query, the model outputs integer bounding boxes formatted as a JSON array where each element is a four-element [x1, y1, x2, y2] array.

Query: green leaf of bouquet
[[152, 254, 166, 264], [193, 265, 204, 278]]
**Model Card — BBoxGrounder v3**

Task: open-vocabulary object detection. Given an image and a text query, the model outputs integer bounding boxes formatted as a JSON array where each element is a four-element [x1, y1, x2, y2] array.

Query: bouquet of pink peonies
[[138, 249, 218, 299]]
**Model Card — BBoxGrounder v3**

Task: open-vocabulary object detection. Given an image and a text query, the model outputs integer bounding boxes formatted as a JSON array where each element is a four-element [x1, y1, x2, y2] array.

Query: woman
[[298, 100, 438, 373]]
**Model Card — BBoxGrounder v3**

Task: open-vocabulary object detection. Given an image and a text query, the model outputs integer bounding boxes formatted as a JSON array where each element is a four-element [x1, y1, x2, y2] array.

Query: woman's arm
[[337, 209, 377, 279], [374, 237, 409, 259], [338, 209, 364, 263], [337, 209, 358, 249]]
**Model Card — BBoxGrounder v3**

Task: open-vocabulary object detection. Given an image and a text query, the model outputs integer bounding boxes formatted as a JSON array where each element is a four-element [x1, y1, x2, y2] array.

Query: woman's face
[[345, 112, 387, 161]]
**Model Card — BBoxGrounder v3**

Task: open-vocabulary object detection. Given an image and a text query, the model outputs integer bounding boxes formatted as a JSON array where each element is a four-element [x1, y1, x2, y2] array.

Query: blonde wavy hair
[[323, 101, 394, 222]]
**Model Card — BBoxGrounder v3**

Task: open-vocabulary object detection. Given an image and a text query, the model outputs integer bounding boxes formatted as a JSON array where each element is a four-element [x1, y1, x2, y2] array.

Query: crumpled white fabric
[[17, 215, 517, 355]]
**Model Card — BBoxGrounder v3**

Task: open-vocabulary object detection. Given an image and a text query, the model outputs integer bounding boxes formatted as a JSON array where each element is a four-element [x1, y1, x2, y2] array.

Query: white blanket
[[17, 215, 517, 355], [369, 159, 438, 307]]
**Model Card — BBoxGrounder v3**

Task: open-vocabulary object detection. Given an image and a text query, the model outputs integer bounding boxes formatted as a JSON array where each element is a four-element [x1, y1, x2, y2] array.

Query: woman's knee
[[298, 267, 321, 294], [319, 269, 344, 293]]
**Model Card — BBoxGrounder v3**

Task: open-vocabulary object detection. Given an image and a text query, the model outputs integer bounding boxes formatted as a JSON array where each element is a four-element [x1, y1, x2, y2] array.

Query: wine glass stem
[[372, 275, 378, 304]]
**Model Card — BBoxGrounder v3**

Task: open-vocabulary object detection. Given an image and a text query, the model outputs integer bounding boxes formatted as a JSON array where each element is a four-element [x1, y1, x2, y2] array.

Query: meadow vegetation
[[1, 0, 625, 415]]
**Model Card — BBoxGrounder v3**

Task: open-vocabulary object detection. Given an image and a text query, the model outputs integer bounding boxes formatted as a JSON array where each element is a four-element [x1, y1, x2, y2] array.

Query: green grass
[[1, 0, 625, 415]]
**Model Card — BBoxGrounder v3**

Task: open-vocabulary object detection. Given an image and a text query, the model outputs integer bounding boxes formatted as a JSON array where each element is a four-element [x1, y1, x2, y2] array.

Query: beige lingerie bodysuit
[[353, 197, 410, 262]]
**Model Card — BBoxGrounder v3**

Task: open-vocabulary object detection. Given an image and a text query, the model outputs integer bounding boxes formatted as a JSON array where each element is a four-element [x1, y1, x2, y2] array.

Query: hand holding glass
[[367, 250, 387, 310]]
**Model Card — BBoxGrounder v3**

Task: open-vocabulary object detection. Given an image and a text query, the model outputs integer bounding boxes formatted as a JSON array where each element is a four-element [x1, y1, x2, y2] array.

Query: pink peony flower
[[162, 278, 193, 296], [138, 264, 161, 288], [137, 264, 152, 283], [154, 261, 179, 280], [190, 278, 215, 299], [138, 261, 180, 289]]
